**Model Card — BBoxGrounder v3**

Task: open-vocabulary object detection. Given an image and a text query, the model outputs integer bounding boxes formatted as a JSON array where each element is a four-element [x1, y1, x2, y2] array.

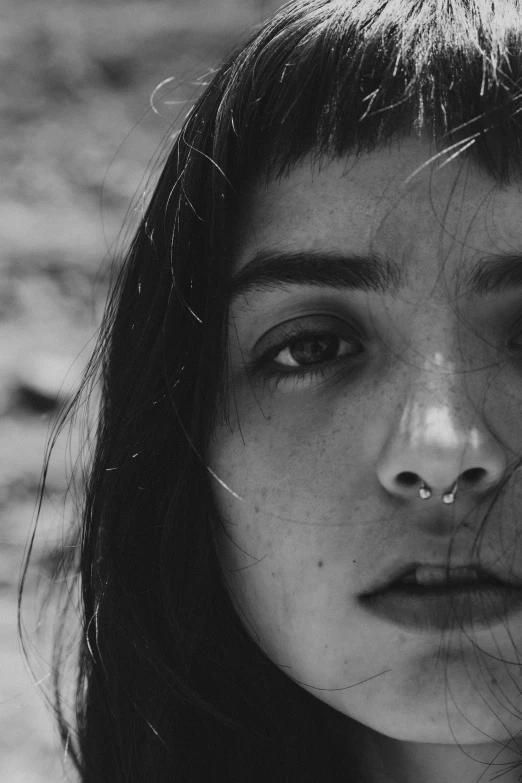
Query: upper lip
[[361, 561, 522, 596]]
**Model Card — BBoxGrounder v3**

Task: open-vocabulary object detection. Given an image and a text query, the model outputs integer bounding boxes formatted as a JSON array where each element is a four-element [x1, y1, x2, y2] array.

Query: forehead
[[232, 137, 522, 282]]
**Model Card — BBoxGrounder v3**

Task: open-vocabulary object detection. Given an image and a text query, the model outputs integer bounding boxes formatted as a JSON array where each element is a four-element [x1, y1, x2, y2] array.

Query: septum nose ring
[[419, 480, 458, 504]]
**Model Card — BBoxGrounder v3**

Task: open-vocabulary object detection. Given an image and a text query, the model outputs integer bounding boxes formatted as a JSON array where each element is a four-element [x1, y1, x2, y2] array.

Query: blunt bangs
[[210, 0, 522, 187]]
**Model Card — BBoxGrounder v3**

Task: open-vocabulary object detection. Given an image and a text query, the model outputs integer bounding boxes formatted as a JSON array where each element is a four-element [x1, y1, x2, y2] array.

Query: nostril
[[461, 467, 487, 484], [396, 471, 419, 488]]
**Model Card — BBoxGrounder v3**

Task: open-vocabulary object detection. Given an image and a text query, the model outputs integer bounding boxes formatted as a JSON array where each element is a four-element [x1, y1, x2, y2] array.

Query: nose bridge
[[401, 352, 473, 463], [376, 350, 507, 501], [393, 299, 464, 423]]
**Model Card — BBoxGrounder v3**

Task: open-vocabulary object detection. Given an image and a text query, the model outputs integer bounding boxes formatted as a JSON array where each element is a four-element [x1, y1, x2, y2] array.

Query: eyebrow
[[227, 251, 404, 304], [226, 250, 522, 304], [461, 253, 522, 296]]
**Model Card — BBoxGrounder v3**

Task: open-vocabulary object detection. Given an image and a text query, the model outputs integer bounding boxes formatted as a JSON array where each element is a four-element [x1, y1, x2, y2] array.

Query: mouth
[[357, 560, 522, 632], [361, 562, 519, 597], [358, 580, 522, 633]]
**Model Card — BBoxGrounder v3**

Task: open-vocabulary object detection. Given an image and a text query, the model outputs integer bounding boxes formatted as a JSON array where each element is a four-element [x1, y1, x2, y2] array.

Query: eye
[[271, 330, 361, 367], [245, 317, 365, 390]]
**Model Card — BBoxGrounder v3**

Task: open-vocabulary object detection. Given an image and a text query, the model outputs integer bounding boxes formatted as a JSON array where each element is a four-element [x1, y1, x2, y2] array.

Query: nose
[[375, 360, 508, 504]]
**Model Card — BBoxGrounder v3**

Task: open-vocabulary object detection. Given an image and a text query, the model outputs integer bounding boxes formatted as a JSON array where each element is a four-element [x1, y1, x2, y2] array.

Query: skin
[[206, 134, 522, 782]]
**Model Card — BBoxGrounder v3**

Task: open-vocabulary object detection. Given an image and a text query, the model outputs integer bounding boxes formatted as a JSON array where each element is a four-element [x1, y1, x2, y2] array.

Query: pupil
[[292, 336, 338, 365]]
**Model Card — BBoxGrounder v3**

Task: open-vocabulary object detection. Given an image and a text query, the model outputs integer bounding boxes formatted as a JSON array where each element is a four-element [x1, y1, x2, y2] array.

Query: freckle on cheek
[[317, 560, 324, 568]]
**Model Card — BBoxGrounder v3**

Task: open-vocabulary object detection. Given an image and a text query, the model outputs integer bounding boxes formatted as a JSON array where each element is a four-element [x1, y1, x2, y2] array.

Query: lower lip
[[359, 583, 522, 632]]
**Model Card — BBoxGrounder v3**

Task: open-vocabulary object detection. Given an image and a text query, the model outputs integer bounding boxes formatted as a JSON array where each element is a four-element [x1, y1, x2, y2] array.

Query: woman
[[20, 0, 522, 780]]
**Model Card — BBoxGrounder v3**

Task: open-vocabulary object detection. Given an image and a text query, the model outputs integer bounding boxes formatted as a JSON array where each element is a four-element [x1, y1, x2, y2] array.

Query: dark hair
[[18, 0, 522, 780]]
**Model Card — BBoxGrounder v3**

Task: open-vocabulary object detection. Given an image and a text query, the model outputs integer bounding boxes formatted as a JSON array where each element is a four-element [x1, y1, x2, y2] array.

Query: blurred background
[[0, 0, 285, 779]]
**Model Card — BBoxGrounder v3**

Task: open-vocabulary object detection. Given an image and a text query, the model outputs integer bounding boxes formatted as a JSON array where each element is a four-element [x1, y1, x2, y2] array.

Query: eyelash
[[245, 321, 364, 390]]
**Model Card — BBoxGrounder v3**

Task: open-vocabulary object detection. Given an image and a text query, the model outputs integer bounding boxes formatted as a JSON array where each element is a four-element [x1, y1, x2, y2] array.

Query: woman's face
[[207, 135, 522, 771]]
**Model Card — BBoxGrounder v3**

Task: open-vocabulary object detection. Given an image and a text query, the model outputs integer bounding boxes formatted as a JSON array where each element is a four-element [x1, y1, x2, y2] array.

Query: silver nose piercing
[[418, 480, 458, 504], [442, 480, 458, 505], [418, 481, 432, 500]]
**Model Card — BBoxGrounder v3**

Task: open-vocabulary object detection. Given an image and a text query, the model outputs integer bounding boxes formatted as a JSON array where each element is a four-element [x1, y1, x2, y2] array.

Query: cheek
[[206, 378, 372, 530], [205, 402, 366, 667], [208, 493, 356, 678], [204, 371, 382, 635]]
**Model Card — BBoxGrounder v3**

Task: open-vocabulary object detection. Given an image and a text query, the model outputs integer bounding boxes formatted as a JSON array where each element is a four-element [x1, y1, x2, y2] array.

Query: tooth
[[414, 565, 480, 586]]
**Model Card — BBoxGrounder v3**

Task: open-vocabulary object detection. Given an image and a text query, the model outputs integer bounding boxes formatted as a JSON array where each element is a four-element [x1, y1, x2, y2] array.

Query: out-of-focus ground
[[1, 1, 283, 779]]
